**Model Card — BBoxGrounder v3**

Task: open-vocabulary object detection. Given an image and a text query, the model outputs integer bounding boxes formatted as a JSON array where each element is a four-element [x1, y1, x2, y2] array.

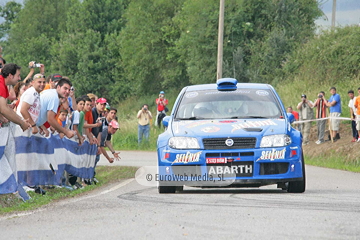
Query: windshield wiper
[[176, 117, 205, 120], [230, 116, 267, 119], [246, 116, 267, 119]]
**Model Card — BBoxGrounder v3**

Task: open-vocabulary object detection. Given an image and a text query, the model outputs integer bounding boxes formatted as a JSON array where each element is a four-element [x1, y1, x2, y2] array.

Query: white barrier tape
[[293, 116, 352, 124]]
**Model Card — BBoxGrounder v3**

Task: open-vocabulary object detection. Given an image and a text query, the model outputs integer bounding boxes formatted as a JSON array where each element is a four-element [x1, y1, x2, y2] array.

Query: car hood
[[170, 119, 288, 138]]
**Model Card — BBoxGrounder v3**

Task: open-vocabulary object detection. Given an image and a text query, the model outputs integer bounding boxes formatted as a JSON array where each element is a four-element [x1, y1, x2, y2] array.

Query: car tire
[[287, 153, 306, 193], [158, 185, 176, 194]]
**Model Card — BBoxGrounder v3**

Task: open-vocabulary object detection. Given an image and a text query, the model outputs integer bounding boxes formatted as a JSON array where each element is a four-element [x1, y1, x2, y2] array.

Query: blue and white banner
[[52, 133, 97, 183], [14, 126, 97, 188], [0, 125, 18, 194]]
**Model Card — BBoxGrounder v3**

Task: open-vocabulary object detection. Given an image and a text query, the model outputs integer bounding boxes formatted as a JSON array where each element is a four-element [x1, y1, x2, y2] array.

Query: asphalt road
[[1, 151, 359, 239]]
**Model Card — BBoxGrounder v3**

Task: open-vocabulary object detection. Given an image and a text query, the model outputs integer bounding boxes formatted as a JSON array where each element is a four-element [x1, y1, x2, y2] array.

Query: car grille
[[203, 138, 256, 149]]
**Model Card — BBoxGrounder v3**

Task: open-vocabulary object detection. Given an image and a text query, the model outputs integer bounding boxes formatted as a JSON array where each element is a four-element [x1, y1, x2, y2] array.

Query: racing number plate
[[206, 161, 253, 177]]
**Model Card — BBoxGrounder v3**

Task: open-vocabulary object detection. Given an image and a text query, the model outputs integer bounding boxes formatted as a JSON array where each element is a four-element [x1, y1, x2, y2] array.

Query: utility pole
[[216, 0, 225, 80], [331, 0, 336, 30]]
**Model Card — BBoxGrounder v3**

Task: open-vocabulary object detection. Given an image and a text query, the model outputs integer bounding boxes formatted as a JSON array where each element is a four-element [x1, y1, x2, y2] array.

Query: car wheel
[[287, 153, 306, 193], [158, 185, 176, 194]]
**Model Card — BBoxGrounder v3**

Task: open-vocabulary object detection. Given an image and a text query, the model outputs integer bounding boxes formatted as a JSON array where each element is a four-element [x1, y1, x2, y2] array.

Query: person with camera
[[326, 87, 342, 142], [137, 104, 152, 144], [155, 91, 168, 128], [313, 91, 328, 144], [297, 94, 314, 145]]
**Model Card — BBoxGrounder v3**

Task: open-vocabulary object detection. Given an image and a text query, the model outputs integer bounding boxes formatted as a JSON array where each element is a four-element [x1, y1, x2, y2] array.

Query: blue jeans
[[138, 124, 150, 144]]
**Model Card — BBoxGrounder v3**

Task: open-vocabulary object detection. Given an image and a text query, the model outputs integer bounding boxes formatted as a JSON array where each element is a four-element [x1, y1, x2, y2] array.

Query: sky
[[0, 0, 359, 29], [315, 0, 360, 29]]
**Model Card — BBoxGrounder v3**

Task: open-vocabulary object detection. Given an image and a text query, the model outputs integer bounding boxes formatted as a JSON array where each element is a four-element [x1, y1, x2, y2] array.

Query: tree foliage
[[0, 0, 325, 103], [0, 1, 22, 40]]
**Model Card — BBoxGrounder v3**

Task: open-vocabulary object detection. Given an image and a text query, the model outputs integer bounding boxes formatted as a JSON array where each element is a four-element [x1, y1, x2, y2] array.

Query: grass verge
[[305, 155, 360, 173], [0, 166, 138, 215]]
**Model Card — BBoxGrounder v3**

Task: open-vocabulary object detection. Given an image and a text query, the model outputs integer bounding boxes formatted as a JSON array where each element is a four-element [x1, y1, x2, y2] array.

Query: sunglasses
[[33, 75, 46, 80]]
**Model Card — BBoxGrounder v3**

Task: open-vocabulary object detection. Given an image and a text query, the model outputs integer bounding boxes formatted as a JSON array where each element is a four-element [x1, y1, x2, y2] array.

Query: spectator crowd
[[0, 61, 121, 199], [288, 86, 359, 145]]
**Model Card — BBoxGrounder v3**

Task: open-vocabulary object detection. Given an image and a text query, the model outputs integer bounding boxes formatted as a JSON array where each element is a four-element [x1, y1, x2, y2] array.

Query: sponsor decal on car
[[231, 119, 277, 132], [256, 90, 269, 96], [219, 120, 237, 123], [201, 126, 220, 133], [185, 92, 199, 98], [258, 148, 286, 161], [186, 120, 212, 128], [172, 151, 202, 165], [208, 165, 253, 175]]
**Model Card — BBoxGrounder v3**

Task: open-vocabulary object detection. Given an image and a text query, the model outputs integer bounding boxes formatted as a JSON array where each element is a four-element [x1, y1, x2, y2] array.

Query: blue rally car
[[157, 78, 305, 193]]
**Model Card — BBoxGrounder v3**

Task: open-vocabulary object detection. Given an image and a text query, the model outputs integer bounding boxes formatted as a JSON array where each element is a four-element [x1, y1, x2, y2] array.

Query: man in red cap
[[99, 120, 121, 163]]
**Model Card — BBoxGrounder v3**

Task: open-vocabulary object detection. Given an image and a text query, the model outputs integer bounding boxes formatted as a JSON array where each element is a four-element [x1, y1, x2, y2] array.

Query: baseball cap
[[160, 91, 165, 94], [109, 120, 119, 129], [51, 74, 62, 82], [96, 98, 107, 104], [104, 103, 110, 111], [301, 94, 306, 98]]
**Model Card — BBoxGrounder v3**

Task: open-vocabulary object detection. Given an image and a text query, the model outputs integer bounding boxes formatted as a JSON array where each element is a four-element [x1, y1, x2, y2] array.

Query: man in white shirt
[[36, 78, 75, 139], [17, 74, 47, 135]]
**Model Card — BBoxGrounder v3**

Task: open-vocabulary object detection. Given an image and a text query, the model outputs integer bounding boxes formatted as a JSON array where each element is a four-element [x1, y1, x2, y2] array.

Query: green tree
[[174, 0, 322, 84], [120, 0, 187, 95], [0, 1, 22, 40], [52, 0, 129, 102], [4, 0, 77, 72]]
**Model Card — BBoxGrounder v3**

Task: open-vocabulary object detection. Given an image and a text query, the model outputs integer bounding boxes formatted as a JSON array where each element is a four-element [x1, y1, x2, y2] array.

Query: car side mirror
[[287, 113, 295, 124], [162, 116, 170, 128]]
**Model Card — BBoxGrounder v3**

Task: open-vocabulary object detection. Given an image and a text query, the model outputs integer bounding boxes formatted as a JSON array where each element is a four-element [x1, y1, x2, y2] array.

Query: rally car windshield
[[175, 89, 282, 120]]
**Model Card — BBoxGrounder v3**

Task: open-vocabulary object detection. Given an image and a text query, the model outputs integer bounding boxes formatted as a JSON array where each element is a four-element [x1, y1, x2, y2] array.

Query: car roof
[[185, 82, 273, 92]]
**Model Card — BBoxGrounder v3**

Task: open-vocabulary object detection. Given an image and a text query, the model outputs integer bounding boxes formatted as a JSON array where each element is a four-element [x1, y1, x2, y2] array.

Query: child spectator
[[83, 96, 98, 145], [70, 97, 86, 145], [57, 109, 68, 128]]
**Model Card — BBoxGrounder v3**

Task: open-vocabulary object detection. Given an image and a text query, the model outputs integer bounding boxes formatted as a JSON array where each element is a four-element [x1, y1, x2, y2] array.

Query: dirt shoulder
[[302, 121, 360, 162]]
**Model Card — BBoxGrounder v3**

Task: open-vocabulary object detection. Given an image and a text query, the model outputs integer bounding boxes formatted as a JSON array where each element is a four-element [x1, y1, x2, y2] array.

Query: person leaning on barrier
[[326, 87, 342, 142], [17, 74, 47, 135], [297, 94, 314, 145], [100, 120, 121, 163], [347, 90, 358, 142], [0, 64, 31, 191], [313, 91, 328, 144], [0, 63, 31, 131], [35, 78, 75, 139]]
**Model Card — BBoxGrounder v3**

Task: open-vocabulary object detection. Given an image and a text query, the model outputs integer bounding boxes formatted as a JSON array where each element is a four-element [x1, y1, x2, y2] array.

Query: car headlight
[[168, 137, 200, 149], [260, 134, 291, 148]]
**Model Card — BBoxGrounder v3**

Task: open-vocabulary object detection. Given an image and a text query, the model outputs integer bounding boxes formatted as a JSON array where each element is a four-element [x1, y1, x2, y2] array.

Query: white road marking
[[0, 179, 134, 221]]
